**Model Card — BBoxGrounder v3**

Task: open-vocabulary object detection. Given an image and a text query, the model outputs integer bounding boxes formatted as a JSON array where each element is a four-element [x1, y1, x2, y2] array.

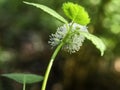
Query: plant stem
[[41, 42, 64, 90], [23, 75, 26, 90]]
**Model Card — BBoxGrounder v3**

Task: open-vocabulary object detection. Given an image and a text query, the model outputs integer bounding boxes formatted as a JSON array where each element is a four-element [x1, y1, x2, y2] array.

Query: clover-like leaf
[[2, 73, 43, 84], [80, 31, 106, 56], [23, 1, 68, 24], [62, 2, 90, 25]]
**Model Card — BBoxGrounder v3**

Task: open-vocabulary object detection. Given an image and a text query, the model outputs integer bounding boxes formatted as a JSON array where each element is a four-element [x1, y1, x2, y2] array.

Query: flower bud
[[48, 23, 88, 53]]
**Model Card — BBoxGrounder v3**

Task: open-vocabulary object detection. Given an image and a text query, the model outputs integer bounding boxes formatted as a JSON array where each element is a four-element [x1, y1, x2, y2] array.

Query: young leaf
[[80, 31, 106, 56], [23, 1, 68, 24], [2, 73, 43, 84], [62, 2, 90, 25]]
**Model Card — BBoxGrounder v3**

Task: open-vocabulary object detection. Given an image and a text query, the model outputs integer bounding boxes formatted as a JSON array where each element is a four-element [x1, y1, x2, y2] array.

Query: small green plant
[[2, 73, 43, 90], [1, 1, 106, 90]]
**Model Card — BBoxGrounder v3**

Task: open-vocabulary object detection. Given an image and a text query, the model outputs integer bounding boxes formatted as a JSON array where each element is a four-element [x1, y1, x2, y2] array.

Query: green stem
[[41, 42, 64, 90], [23, 75, 26, 90]]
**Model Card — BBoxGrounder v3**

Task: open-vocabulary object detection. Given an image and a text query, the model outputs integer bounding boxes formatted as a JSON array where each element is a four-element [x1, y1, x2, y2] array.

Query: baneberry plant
[[1, 1, 106, 90]]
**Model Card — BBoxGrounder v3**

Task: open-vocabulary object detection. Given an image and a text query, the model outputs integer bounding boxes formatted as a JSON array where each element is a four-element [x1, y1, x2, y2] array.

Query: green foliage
[[23, 1, 68, 24], [2, 73, 43, 84], [23, 1, 105, 55], [80, 31, 106, 56], [104, 0, 120, 34], [62, 2, 90, 25]]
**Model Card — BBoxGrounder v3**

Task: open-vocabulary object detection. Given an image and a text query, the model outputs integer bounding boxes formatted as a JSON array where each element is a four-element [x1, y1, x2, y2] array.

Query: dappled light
[[0, 0, 120, 90]]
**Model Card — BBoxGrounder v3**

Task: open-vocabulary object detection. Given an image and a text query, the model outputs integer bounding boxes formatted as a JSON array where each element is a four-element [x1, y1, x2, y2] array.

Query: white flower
[[48, 23, 88, 53]]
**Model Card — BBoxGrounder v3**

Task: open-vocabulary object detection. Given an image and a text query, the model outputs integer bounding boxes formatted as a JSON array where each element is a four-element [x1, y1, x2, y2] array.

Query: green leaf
[[80, 32, 106, 56], [1, 73, 43, 84], [23, 1, 68, 24], [62, 2, 90, 25]]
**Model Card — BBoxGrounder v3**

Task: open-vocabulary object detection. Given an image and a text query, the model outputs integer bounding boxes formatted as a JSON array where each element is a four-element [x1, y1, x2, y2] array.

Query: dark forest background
[[0, 0, 120, 90]]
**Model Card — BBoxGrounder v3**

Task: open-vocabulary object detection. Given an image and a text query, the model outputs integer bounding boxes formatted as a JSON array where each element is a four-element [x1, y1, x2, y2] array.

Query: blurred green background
[[0, 0, 120, 90]]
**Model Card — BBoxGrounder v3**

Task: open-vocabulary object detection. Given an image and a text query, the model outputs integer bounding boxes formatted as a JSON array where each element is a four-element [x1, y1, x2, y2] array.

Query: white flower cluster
[[48, 23, 88, 53]]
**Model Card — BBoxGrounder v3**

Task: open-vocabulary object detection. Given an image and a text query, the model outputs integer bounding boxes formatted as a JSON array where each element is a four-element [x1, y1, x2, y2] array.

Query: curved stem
[[41, 42, 64, 90]]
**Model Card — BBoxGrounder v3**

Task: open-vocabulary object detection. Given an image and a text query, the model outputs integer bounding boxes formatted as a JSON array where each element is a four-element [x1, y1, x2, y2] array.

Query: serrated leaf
[[80, 32, 106, 56], [2, 73, 43, 84], [23, 1, 68, 24], [62, 2, 90, 25]]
